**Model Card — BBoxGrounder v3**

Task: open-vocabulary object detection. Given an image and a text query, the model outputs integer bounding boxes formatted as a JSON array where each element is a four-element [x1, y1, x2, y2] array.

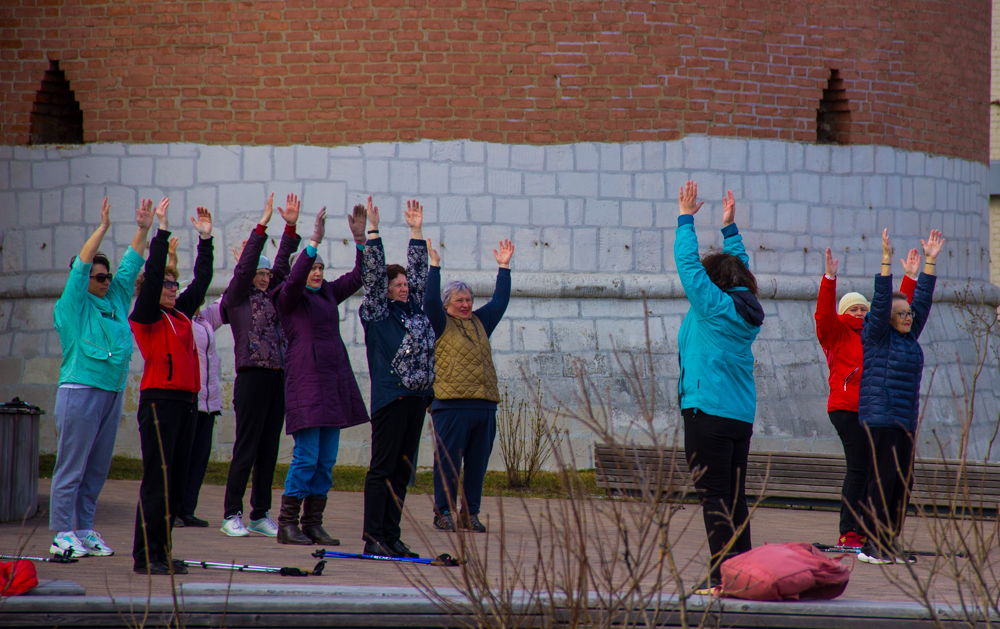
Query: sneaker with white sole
[[858, 541, 893, 565], [220, 513, 250, 537], [77, 530, 114, 556], [50, 531, 89, 558], [247, 513, 278, 538]]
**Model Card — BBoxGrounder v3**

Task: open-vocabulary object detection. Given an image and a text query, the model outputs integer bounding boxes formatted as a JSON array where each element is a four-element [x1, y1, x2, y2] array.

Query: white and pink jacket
[[192, 300, 225, 413]]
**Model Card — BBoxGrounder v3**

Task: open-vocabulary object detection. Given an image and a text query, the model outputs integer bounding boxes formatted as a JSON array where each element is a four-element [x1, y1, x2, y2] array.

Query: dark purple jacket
[[221, 226, 300, 371], [272, 245, 369, 434]]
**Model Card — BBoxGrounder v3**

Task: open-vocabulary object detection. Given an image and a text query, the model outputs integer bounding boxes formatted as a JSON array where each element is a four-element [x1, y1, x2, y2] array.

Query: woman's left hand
[[921, 229, 945, 261], [494, 239, 514, 268]]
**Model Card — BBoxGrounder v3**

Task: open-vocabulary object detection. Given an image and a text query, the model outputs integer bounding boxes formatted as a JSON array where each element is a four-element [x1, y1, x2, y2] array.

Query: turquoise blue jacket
[[54, 247, 144, 392], [675, 217, 762, 423]]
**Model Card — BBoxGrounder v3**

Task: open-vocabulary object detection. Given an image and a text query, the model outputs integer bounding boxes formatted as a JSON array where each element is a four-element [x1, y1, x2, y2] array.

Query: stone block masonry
[[1, 137, 998, 468], [0, 0, 990, 163]]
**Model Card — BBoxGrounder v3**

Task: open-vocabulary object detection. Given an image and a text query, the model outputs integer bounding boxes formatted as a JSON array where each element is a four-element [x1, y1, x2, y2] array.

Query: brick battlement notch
[[30, 60, 83, 146]]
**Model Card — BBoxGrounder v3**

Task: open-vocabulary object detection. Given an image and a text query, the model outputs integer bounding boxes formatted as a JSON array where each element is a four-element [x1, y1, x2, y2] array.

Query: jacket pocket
[[81, 338, 112, 361], [167, 354, 173, 381]]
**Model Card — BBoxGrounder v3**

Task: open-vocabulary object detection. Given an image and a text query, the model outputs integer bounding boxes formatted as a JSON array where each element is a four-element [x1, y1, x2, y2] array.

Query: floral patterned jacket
[[360, 237, 436, 414]]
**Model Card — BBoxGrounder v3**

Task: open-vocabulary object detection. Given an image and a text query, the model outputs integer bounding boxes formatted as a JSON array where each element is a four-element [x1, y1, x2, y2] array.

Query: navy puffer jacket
[[859, 273, 936, 432]]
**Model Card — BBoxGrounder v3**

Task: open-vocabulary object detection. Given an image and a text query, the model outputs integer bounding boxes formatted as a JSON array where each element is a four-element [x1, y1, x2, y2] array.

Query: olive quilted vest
[[434, 314, 500, 402]]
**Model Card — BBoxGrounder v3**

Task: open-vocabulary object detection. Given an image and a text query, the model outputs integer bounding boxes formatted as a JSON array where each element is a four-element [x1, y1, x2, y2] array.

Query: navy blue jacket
[[859, 273, 936, 432]]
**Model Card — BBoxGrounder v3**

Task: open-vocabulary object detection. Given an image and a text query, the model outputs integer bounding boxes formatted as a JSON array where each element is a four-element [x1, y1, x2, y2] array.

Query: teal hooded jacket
[[675, 216, 763, 423], [54, 247, 144, 392]]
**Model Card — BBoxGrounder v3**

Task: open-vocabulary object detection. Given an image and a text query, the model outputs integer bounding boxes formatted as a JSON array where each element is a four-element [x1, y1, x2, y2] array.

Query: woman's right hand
[[427, 239, 440, 267], [824, 247, 838, 279], [155, 197, 170, 230], [260, 192, 274, 227], [311, 207, 327, 245], [678, 180, 704, 216], [881, 228, 892, 276], [366, 195, 380, 232], [99, 196, 112, 230], [278, 193, 300, 226]]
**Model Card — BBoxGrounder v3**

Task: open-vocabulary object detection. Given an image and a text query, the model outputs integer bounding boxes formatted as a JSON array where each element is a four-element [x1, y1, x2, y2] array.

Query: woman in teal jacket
[[48, 197, 156, 558], [675, 181, 764, 588]]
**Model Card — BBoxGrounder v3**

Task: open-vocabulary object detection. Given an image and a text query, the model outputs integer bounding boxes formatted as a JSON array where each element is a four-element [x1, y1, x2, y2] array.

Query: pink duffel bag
[[719, 542, 853, 601]]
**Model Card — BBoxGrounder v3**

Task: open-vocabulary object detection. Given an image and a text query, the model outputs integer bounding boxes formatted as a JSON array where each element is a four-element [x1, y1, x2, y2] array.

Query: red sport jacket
[[814, 274, 915, 413]]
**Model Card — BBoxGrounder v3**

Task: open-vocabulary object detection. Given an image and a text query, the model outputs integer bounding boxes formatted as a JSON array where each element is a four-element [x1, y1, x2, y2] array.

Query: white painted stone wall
[[1, 138, 997, 470]]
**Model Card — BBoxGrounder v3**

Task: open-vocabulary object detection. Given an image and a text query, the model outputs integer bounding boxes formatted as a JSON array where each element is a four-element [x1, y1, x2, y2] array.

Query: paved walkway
[[1, 479, 967, 604]]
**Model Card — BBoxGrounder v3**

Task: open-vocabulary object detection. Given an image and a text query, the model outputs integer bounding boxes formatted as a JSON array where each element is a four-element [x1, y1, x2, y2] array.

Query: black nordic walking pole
[[312, 548, 463, 567], [181, 558, 326, 577], [0, 551, 78, 564]]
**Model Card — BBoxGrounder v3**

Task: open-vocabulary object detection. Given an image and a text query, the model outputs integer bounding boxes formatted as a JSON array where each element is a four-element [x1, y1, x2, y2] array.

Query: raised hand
[[722, 189, 736, 226], [494, 239, 514, 269], [100, 196, 111, 229], [405, 199, 424, 238], [155, 197, 170, 230], [232, 239, 247, 263], [427, 238, 440, 267], [901, 248, 921, 279], [880, 228, 892, 276], [347, 202, 367, 244], [921, 229, 945, 261], [366, 195, 380, 232], [678, 180, 704, 216], [311, 207, 327, 245], [278, 193, 300, 226], [168, 237, 180, 268], [824, 247, 838, 279], [136, 199, 154, 231], [190, 207, 213, 239], [261, 192, 274, 227]]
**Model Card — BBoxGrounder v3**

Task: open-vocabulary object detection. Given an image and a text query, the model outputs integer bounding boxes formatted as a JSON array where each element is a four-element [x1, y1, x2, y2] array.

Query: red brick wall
[[0, 0, 989, 162]]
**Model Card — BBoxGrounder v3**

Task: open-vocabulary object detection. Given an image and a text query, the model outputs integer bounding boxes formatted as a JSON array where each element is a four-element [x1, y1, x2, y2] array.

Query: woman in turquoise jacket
[[48, 197, 157, 559], [675, 181, 764, 588]]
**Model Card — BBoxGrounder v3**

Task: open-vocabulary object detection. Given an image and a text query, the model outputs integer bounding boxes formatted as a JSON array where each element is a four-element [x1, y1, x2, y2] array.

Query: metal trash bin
[[0, 398, 44, 523]]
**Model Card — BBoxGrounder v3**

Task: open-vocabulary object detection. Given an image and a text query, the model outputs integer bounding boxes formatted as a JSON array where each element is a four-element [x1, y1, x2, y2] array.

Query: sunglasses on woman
[[163, 280, 181, 290], [90, 273, 114, 283]]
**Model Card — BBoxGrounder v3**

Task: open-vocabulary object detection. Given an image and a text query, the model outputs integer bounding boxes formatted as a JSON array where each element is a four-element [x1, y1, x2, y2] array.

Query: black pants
[[864, 426, 914, 547], [224, 369, 285, 520], [179, 411, 218, 519], [132, 397, 197, 568], [829, 411, 871, 536], [683, 409, 754, 580], [362, 396, 426, 544]]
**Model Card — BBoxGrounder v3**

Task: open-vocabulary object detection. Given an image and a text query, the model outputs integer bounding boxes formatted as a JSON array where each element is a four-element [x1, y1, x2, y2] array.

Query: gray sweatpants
[[49, 386, 125, 532]]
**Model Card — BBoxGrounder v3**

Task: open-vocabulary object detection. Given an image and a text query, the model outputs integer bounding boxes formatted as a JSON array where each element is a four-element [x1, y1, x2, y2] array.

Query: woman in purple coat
[[272, 204, 370, 545]]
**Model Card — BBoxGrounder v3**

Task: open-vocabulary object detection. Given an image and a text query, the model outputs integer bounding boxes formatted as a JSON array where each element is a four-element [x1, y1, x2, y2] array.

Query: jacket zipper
[[168, 354, 173, 381], [843, 367, 859, 391]]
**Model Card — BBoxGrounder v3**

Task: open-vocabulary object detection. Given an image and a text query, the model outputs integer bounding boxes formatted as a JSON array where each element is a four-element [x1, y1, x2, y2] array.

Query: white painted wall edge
[[2, 270, 997, 304]]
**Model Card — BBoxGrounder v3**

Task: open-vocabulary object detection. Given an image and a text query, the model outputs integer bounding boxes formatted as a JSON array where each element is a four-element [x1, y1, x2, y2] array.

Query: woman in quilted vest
[[814, 248, 915, 550], [359, 197, 436, 559], [130, 203, 214, 575], [424, 238, 514, 534], [857, 228, 943, 565], [675, 181, 764, 589], [271, 204, 369, 547]]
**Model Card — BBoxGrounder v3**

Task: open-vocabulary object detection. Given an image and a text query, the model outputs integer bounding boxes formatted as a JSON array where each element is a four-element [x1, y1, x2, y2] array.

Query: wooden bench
[[594, 445, 1000, 516]]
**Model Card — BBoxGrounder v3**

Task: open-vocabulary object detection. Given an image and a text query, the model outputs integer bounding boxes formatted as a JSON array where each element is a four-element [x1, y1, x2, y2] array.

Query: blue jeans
[[284, 427, 341, 498], [432, 407, 496, 515], [49, 386, 125, 532]]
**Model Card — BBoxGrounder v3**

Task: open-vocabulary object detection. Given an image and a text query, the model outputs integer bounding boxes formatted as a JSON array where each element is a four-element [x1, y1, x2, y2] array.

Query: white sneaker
[[220, 513, 249, 537], [247, 513, 278, 538], [77, 530, 114, 556], [50, 531, 89, 558]]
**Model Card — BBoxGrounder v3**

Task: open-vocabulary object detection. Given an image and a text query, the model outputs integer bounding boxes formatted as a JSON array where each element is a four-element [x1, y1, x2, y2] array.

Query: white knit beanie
[[838, 292, 870, 315]]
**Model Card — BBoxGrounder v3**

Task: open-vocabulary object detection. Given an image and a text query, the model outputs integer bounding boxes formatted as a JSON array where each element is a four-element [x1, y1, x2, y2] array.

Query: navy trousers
[[432, 407, 496, 516]]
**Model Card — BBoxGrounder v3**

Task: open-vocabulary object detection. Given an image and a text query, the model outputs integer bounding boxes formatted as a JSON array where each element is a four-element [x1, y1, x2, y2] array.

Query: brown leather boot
[[276, 494, 312, 545], [300, 495, 340, 546]]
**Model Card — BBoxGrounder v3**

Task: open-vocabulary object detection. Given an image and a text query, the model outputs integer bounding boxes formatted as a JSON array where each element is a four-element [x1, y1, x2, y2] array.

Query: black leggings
[[683, 409, 753, 580], [829, 410, 871, 535]]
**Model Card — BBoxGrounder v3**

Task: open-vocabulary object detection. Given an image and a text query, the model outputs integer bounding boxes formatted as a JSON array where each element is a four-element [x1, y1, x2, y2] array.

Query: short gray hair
[[442, 280, 473, 307]]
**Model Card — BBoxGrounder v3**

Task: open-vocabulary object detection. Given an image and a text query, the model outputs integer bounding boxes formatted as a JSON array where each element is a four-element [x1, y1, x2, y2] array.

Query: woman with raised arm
[[130, 203, 214, 576], [359, 198, 436, 559], [423, 237, 513, 535], [272, 204, 369, 546], [48, 197, 154, 559], [814, 247, 916, 551], [857, 229, 943, 565], [217, 193, 302, 539], [674, 181, 764, 589]]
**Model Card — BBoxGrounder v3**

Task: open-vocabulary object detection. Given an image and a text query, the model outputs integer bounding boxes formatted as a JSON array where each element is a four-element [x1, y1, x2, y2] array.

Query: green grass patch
[[39, 454, 598, 499]]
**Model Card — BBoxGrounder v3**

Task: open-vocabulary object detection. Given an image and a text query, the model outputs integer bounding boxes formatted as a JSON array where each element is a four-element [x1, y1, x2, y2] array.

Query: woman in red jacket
[[815, 247, 916, 549], [130, 203, 214, 576]]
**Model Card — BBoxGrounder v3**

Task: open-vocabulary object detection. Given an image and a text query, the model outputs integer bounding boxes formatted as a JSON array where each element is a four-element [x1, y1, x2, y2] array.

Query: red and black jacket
[[129, 229, 214, 402]]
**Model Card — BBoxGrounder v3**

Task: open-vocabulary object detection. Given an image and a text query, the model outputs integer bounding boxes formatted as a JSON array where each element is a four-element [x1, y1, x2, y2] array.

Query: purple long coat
[[272, 246, 369, 434]]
